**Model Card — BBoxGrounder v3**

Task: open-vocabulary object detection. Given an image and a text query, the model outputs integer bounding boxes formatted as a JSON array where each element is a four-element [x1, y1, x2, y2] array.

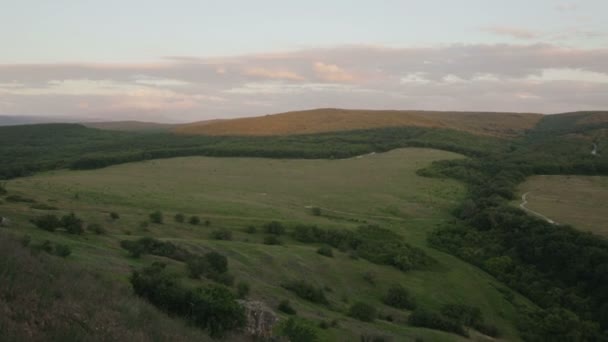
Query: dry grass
[[174, 108, 542, 137], [517, 175, 608, 237]]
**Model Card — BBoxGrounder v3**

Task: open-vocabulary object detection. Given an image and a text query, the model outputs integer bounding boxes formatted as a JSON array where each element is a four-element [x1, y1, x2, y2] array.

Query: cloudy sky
[[1, 0, 607, 122]]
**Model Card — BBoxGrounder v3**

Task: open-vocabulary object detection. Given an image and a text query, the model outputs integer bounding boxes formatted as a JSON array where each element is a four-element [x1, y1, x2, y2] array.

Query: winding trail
[[520, 192, 557, 225]]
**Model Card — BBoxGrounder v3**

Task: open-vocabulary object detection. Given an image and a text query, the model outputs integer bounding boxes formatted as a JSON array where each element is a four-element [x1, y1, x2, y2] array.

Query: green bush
[[311, 207, 322, 216], [348, 302, 376, 322], [86, 223, 106, 235], [316, 245, 333, 257], [189, 215, 200, 225], [31, 214, 61, 232], [130, 263, 245, 338], [149, 210, 163, 224], [236, 281, 250, 299], [282, 280, 329, 305], [54, 244, 72, 257], [278, 299, 296, 315], [210, 229, 232, 241], [0, 182, 6, 195], [263, 235, 282, 245], [264, 221, 285, 235], [245, 225, 257, 234], [61, 213, 84, 234], [280, 318, 318, 342], [174, 213, 185, 223], [408, 309, 466, 336], [109, 212, 120, 220], [383, 284, 416, 310], [362, 271, 375, 286], [440, 303, 482, 326]]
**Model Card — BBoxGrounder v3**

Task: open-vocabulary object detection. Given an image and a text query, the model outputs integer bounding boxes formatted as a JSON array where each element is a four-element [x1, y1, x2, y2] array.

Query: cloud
[[1, 43, 608, 121], [313, 62, 356, 82], [482, 26, 539, 39], [244, 67, 304, 81]]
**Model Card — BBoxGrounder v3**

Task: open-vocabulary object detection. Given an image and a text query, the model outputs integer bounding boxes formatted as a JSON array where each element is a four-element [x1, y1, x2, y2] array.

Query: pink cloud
[[313, 62, 356, 82], [244, 67, 304, 81]]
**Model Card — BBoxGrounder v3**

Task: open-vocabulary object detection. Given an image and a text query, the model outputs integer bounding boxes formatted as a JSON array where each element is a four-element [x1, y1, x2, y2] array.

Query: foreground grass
[[517, 175, 608, 236], [1, 148, 529, 340]]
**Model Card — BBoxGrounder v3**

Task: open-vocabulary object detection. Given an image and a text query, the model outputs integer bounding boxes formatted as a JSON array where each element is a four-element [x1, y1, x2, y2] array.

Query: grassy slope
[[517, 175, 608, 236], [174, 108, 541, 137], [1, 148, 530, 341]]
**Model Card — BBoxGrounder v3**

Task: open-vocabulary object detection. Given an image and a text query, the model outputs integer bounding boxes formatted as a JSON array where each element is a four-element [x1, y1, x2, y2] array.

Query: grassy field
[[1, 148, 530, 341], [175, 108, 541, 137], [517, 175, 608, 236]]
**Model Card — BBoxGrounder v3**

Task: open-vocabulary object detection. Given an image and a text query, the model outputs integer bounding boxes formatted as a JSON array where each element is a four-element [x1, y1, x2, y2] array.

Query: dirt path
[[520, 192, 557, 224]]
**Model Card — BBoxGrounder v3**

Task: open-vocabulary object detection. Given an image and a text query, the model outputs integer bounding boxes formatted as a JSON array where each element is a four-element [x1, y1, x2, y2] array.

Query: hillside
[[83, 121, 176, 132], [173, 108, 542, 137]]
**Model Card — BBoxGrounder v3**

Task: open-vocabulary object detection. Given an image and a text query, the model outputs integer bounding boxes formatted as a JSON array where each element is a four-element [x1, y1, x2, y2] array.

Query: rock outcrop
[[238, 300, 279, 338]]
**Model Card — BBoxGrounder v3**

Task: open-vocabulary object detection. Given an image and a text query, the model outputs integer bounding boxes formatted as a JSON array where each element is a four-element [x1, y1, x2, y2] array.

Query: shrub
[[236, 281, 250, 299], [205, 251, 228, 273], [174, 213, 185, 223], [383, 284, 416, 310], [149, 211, 163, 224], [349, 302, 376, 322], [189, 215, 201, 225], [54, 244, 72, 257], [282, 280, 329, 305], [278, 299, 297, 315], [87, 223, 106, 235], [204, 219, 211, 226], [440, 303, 482, 326], [120, 240, 146, 258], [362, 271, 376, 286], [280, 318, 318, 342], [0, 182, 6, 195], [264, 221, 285, 235], [109, 212, 120, 220], [186, 251, 231, 285], [263, 235, 282, 245], [245, 225, 257, 234], [311, 207, 322, 216], [408, 309, 466, 336], [130, 263, 245, 338], [139, 221, 149, 229], [210, 229, 232, 241], [316, 245, 333, 257], [31, 214, 61, 232], [61, 213, 84, 234]]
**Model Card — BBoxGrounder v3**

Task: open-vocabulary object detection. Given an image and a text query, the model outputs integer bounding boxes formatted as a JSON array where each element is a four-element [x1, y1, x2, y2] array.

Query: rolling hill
[[173, 108, 542, 137]]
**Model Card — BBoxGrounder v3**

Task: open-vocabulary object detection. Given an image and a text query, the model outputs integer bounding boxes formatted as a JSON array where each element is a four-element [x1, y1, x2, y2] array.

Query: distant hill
[[0, 115, 77, 126], [83, 121, 176, 132], [173, 108, 542, 137]]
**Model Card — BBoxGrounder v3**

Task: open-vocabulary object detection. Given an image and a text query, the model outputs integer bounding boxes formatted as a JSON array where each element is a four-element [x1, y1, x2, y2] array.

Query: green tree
[[149, 210, 163, 224]]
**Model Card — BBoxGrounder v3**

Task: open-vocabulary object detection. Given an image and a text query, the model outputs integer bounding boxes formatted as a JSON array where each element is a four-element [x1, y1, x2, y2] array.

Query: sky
[[1, 0, 607, 122]]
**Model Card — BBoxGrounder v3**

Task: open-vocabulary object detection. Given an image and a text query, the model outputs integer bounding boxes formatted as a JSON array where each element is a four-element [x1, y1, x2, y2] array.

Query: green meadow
[[1, 148, 529, 341]]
